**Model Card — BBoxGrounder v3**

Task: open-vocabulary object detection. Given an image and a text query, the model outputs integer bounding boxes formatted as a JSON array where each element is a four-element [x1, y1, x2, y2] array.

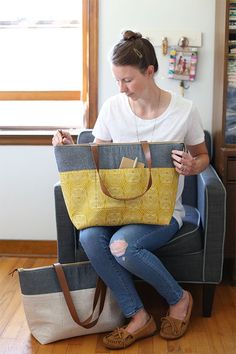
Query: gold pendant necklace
[[132, 89, 162, 142], [134, 115, 158, 142]]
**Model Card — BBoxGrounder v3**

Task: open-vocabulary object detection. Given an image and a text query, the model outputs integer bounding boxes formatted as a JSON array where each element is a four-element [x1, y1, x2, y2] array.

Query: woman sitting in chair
[[52, 30, 209, 349]]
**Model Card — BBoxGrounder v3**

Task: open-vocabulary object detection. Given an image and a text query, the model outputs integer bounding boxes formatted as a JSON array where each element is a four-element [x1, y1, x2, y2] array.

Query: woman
[[52, 30, 209, 349]]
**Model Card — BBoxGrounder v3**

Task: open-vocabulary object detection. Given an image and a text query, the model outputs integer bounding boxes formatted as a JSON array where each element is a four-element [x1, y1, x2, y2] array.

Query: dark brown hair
[[111, 30, 158, 73]]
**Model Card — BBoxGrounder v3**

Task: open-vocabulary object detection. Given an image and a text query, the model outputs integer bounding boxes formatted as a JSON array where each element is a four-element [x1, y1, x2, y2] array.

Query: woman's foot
[[160, 291, 193, 339], [103, 309, 157, 349], [169, 290, 190, 320]]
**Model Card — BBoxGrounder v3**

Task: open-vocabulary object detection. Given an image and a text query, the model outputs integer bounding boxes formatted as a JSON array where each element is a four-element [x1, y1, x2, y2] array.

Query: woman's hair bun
[[123, 30, 142, 41]]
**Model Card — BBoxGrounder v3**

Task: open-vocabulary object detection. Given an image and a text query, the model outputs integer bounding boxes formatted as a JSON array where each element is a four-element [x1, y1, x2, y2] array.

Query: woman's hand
[[172, 142, 209, 176], [52, 130, 74, 146], [172, 150, 196, 176]]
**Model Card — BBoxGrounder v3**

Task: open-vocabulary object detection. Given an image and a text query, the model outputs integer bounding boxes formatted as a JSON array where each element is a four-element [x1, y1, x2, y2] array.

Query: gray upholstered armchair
[[54, 129, 226, 317]]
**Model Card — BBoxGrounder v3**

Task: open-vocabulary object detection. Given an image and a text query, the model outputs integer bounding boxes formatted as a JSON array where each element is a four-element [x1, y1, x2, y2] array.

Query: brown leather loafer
[[103, 315, 157, 349], [160, 291, 193, 340]]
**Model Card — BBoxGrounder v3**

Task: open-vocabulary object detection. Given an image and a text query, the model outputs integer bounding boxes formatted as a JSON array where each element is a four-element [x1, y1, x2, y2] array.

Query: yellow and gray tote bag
[[54, 141, 184, 230]]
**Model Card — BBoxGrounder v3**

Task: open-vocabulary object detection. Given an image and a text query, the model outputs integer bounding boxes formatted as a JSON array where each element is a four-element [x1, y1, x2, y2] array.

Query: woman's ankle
[[126, 308, 150, 334], [169, 290, 190, 320]]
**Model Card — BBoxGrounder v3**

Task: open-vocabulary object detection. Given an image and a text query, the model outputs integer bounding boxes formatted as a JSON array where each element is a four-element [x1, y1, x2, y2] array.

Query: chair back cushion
[[77, 130, 94, 144]]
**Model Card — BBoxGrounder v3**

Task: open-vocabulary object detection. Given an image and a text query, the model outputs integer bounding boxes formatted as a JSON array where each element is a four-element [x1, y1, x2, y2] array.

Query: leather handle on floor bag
[[90, 141, 153, 201], [53, 263, 107, 328]]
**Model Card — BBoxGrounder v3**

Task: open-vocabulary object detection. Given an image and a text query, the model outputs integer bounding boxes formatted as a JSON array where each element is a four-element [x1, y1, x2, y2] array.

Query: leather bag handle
[[90, 141, 153, 201], [53, 263, 107, 329]]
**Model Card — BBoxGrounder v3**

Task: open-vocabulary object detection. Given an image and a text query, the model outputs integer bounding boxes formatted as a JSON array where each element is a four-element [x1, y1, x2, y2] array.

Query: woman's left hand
[[172, 142, 210, 176], [172, 149, 195, 175]]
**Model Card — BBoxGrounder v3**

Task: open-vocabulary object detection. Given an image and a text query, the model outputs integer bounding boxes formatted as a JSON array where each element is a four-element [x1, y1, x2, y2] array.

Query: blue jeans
[[79, 218, 183, 318]]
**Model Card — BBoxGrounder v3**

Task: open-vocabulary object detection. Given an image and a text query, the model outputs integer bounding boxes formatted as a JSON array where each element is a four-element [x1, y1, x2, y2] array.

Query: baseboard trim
[[0, 240, 57, 258]]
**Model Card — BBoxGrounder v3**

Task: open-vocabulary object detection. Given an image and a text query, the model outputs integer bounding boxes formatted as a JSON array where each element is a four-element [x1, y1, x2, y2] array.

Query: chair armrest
[[197, 165, 226, 282], [54, 182, 76, 263]]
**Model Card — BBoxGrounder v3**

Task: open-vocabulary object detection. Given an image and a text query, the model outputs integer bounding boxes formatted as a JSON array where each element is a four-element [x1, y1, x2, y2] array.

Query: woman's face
[[112, 64, 153, 100]]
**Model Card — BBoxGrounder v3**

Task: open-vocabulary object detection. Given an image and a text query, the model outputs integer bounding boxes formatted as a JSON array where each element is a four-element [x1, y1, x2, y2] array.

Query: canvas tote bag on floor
[[54, 141, 184, 230], [17, 262, 125, 344]]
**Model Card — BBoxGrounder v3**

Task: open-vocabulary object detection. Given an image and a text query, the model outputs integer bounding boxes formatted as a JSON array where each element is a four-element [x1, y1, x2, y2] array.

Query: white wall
[[0, 146, 59, 239], [98, 0, 215, 132], [0, 0, 216, 240]]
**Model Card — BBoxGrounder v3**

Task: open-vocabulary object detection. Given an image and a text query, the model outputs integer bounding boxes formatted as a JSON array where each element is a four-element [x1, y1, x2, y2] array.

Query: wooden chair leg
[[202, 284, 216, 317]]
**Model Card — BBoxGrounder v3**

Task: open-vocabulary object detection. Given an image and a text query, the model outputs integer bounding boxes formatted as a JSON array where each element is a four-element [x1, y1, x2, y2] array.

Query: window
[[0, 0, 98, 145]]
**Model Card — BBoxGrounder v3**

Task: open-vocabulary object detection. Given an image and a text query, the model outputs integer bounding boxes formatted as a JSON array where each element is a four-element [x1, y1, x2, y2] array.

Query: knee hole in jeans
[[110, 240, 128, 257]]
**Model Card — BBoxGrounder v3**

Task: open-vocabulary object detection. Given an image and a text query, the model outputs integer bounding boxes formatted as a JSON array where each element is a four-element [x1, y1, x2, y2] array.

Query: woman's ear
[[146, 65, 155, 77]]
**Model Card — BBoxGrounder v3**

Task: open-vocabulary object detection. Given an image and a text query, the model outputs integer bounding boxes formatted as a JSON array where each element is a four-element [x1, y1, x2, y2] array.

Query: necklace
[[134, 114, 158, 142], [132, 89, 162, 142]]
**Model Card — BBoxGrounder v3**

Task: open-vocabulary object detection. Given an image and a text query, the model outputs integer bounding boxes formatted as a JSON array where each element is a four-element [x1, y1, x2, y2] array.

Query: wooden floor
[[1, 256, 236, 354]]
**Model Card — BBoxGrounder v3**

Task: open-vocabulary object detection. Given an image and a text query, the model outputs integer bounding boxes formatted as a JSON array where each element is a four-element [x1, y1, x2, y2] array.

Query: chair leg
[[202, 284, 216, 317]]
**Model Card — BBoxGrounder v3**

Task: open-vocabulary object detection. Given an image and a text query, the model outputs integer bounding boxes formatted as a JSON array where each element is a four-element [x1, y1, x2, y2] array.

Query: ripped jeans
[[79, 218, 183, 318]]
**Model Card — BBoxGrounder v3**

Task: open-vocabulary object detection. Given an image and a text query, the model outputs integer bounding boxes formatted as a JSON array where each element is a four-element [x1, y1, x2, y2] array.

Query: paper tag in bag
[[119, 157, 145, 169]]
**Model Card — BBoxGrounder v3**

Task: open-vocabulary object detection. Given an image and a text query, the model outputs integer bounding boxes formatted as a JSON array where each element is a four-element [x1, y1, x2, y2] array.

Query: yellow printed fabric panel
[[59, 168, 179, 230]]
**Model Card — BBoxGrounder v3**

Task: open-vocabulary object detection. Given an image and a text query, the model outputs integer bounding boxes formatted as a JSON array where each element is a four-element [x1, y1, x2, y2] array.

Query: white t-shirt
[[92, 92, 205, 227]]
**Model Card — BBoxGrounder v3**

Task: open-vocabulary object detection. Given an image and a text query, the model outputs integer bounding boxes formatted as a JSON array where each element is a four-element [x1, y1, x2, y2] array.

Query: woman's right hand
[[52, 130, 74, 146]]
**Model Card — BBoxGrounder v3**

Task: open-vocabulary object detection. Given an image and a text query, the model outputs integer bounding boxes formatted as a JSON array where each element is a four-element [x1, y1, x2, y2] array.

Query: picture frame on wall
[[168, 48, 198, 82]]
